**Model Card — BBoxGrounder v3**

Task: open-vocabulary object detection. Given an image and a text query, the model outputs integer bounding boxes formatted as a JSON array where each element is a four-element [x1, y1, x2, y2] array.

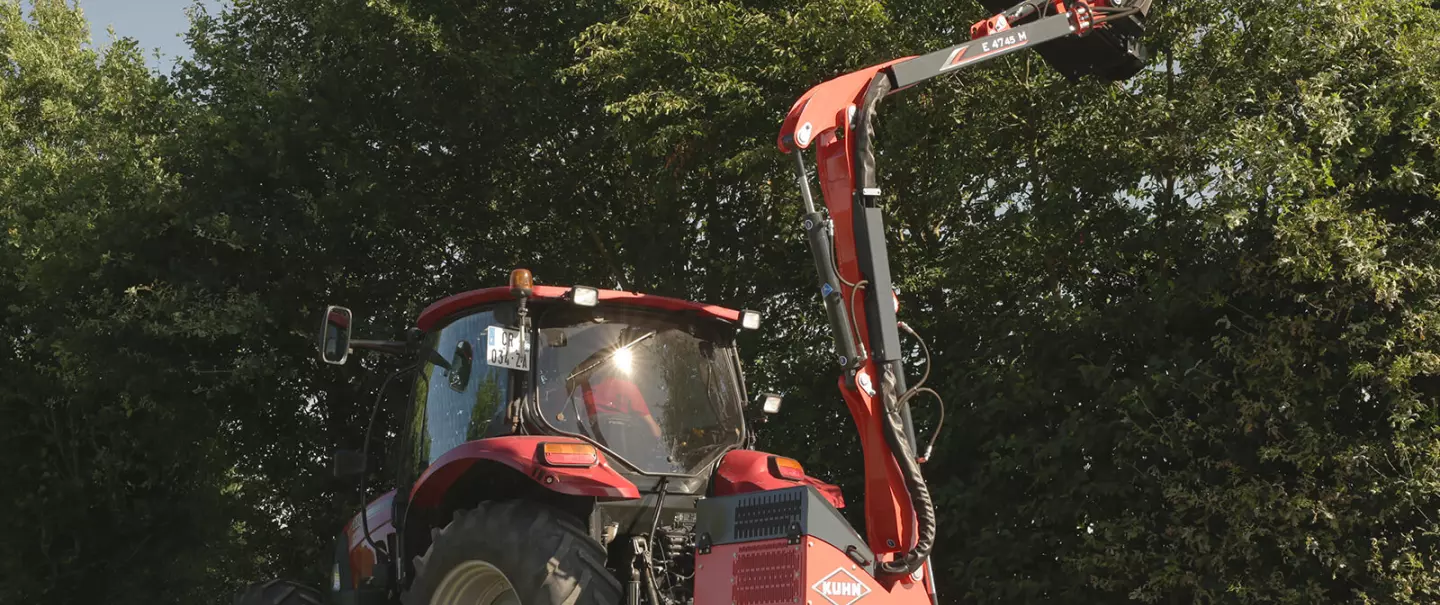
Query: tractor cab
[[531, 304, 747, 475], [397, 279, 756, 481]]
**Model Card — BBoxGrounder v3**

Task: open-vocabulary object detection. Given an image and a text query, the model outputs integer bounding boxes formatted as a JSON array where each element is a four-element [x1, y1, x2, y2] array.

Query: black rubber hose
[[359, 361, 420, 557], [644, 478, 669, 605], [851, 71, 937, 578], [876, 365, 936, 577]]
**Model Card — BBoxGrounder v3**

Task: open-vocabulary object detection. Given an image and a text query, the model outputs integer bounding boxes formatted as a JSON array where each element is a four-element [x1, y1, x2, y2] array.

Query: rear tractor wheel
[[404, 500, 621, 605]]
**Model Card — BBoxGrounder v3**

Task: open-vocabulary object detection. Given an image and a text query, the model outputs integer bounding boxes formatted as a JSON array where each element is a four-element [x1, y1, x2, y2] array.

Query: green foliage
[[2, 0, 1438, 603], [0, 1, 268, 601]]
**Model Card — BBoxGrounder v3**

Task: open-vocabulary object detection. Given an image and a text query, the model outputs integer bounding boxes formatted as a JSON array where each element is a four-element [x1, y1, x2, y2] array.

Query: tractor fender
[[408, 436, 640, 508], [341, 490, 397, 597], [710, 449, 846, 509]]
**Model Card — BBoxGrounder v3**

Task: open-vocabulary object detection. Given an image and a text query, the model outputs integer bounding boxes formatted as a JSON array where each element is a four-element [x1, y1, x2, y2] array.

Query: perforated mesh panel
[[733, 539, 802, 605], [733, 490, 803, 541]]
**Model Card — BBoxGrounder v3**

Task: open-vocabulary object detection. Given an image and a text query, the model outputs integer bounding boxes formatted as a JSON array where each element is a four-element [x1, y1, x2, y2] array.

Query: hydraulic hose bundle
[[853, 71, 937, 579]]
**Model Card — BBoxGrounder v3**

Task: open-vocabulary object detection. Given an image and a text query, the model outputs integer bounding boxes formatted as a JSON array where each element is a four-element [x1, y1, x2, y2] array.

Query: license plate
[[486, 325, 530, 371]]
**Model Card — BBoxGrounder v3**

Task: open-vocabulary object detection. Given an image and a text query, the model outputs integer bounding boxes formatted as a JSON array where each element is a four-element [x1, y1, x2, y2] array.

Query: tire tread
[[402, 500, 621, 605]]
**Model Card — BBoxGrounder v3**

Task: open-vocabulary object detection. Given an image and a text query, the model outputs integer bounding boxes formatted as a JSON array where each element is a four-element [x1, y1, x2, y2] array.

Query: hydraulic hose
[[643, 478, 670, 605], [852, 71, 936, 578], [877, 366, 936, 577], [358, 361, 421, 558]]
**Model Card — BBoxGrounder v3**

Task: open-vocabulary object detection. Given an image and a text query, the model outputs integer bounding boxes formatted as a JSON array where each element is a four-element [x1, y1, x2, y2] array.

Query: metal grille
[[733, 539, 802, 605], [733, 490, 803, 541]]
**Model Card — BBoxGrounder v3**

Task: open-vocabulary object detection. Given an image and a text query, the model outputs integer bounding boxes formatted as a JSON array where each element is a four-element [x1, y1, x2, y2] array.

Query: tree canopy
[[2, 0, 1437, 603]]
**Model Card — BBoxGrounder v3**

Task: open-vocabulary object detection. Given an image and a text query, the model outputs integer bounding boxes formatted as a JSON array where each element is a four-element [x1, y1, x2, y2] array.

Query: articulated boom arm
[[776, 0, 1151, 588]]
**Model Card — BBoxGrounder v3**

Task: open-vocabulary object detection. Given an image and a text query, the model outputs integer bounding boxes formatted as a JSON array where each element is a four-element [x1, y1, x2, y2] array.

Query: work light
[[572, 286, 599, 307], [760, 393, 783, 414]]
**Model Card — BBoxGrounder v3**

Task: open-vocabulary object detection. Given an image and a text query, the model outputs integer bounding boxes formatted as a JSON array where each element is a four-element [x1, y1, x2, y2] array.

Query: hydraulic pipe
[[795, 151, 864, 369]]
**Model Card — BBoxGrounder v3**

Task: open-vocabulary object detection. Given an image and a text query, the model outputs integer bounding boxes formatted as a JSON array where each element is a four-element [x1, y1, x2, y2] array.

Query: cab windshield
[[534, 306, 746, 475]]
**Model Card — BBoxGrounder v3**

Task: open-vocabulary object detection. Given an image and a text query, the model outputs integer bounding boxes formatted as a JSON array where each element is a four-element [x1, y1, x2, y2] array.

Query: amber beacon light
[[510, 268, 534, 297]]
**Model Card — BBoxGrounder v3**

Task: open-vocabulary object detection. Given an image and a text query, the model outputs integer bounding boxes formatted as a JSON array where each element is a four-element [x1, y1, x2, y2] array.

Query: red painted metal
[[408, 435, 641, 508], [970, 13, 1011, 38], [343, 490, 395, 588], [810, 120, 917, 557], [801, 535, 933, 605], [802, 476, 848, 510], [1070, 0, 1096, 35], [416, 285, 742, 331], [777, 59, 913, 153], [737, 540, 803, 605], [711, 449, 847, 509], [696, 539, 800, 605], [694, 535, 934, 605]]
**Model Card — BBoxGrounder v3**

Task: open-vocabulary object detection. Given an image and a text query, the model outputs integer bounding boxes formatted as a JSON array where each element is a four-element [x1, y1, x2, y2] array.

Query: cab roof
[[416, 285, 744, 331]]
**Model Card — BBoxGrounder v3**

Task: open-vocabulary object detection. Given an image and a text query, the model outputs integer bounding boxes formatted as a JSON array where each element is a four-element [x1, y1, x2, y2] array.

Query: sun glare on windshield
[[536, 307, 745, 474], [612, 346, 634, 374]]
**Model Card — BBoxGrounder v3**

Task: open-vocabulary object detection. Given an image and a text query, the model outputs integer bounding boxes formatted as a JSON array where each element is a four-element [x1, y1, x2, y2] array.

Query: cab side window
[[407, 310, 515, 471]]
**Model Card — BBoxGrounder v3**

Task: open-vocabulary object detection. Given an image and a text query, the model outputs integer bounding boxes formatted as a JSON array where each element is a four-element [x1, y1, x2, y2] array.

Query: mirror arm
[[350, 339, 410, 357]]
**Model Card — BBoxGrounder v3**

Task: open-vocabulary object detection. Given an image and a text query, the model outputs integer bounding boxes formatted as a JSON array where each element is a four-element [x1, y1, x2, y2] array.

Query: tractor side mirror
[[319, 305, 353, 365], [333, 449, 366, 479]]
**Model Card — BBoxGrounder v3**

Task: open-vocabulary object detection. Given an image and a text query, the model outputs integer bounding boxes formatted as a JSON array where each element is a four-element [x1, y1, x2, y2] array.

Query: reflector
[[540, 442, 598, 467], [768, 456, 805, 481]]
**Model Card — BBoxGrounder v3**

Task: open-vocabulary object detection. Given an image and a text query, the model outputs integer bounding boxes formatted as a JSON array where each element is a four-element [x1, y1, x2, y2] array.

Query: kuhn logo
[[811, 568, 872, 605]]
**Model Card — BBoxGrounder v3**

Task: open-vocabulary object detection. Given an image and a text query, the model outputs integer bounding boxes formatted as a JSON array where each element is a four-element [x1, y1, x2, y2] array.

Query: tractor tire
[[233, 579, 323, 605], [403, 500, 622, 605]]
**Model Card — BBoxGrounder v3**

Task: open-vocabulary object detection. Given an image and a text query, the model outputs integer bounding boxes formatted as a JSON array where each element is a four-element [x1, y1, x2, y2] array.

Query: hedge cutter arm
[[776, 0, 1151, 584]]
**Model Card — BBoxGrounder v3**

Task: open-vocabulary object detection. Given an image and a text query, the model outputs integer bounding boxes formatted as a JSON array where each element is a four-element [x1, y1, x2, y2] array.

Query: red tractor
[[235, 2, 1150, 604]]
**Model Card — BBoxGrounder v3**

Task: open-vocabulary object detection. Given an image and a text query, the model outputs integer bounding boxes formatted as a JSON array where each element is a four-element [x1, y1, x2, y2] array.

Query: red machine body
[[417, 284, 744, 331], [343, 491, 396, 589], [710, 449, 846, 510], [408, 435, 641, 506], [696, 538, 932, 605], [309, 3, 1151, 604]]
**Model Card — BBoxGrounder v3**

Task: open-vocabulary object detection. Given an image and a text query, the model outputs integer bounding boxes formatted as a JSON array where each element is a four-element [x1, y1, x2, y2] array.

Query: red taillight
[[540, 442, 598, 467], [768, 456, 805, 482]]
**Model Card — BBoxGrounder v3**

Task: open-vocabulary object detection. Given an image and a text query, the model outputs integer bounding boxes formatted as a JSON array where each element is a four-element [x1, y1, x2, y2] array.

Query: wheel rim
[[430, 560, 521, 605]]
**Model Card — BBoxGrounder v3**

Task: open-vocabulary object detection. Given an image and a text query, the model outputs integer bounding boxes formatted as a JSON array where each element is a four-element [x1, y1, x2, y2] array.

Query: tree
[[0, 1, 270, 602]]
